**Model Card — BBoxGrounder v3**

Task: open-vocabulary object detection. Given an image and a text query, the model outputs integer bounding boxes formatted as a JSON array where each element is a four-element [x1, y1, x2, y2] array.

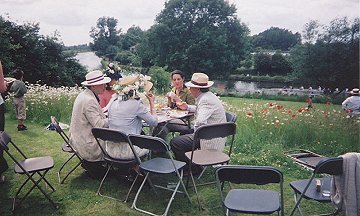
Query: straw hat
[[81, 70, 111, 86], [119, 75, 139, 86], [144, 81, 153, 93], [185, 72, 214, 88], [350, 88, 359, 95]]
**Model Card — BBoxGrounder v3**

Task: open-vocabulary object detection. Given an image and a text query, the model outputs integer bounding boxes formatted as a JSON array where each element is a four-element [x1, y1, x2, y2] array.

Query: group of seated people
[[68, 67, 227, 177]]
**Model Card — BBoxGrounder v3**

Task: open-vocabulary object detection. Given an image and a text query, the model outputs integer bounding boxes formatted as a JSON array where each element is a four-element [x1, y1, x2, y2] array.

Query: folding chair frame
[[215, 165, 284, 216], [128, 134, 191, 216], [51, 116, 83, 184], [91, 128, 137, 201], [185, 122, 237, 209], [0, 131, 58, 211], [289, 157, 343, 216]]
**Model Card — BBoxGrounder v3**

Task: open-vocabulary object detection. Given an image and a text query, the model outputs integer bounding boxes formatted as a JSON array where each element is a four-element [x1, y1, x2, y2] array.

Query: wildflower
[[291, 114, 297, 119], [277, 105, 283, 109], [287, 109, 292, 113], [246, 112, 253, 118], [269, 102, 274, 107], [297, 108, 303, 113], [326, 101, 331, 105]]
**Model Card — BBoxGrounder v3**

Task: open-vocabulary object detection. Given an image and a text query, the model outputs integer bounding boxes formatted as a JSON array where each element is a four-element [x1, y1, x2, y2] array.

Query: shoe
[[17, 125, 27, 131]]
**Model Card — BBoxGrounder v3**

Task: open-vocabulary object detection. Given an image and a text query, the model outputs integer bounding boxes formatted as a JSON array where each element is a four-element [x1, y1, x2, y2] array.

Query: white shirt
[[342, 96, 360, 113]]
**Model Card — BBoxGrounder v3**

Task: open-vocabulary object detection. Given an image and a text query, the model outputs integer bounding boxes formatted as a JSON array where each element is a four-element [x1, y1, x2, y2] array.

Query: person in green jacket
[[9, 69, 27, 131]]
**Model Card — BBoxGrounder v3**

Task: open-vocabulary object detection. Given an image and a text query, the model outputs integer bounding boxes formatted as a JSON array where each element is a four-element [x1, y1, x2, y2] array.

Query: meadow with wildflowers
[[1, 83, 359, 215]]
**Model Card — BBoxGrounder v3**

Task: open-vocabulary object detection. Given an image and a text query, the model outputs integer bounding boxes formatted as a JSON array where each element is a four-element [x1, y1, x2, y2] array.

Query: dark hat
[[105, 69, 122, 80]]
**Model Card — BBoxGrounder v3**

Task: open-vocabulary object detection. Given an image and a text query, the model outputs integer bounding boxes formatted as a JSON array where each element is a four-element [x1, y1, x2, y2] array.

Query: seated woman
[[99, 65, 122, 110], [154, 70, 195, 140], [107, 74, 158, 159]]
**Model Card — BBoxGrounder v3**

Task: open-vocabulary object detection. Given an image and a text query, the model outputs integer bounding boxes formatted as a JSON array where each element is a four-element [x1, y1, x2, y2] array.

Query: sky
[[1, 0, 359, 46]]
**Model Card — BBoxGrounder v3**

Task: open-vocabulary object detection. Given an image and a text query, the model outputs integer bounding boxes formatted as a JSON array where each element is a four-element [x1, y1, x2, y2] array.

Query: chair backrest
[[51, 116, 70, 142], [194, 122, 236, 141], [0, 131, 28, 165], [225, 111, 237, 123], [91, 127, 130, 160], [314, 157, 343, 175], [216, 165, 283, 185], [193, 122, 236, 154], [128, 134, 171, 163], [128, 134, 168, 154]]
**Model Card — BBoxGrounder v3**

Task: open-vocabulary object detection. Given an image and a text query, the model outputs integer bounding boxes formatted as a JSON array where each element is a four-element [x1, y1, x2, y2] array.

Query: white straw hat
[[81, 70, 111, 86], [185, 72, 214, 88]]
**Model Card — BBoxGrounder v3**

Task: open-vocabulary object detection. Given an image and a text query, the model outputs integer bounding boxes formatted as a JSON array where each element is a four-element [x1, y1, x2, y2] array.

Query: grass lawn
[[0, 97, 358, 215]]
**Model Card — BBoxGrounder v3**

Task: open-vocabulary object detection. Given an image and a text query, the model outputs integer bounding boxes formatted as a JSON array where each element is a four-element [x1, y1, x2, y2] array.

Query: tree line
[[0, 0, 358, 89]]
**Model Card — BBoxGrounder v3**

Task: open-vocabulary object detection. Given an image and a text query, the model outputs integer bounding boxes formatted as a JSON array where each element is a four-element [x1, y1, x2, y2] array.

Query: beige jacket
[[69, 88, 108, 162]]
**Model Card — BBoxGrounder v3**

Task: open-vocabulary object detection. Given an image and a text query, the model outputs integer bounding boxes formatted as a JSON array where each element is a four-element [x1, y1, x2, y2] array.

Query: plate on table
[[169, 110, 188, 118]]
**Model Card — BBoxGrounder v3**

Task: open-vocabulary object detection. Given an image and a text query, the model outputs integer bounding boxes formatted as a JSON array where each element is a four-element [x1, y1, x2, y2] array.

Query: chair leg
[[124, 173, 140, 203], [190, 171, 202, 210], [178, 169, 191, 203], [96, 163, 117, 200], [13, 170, 57, 211], [131, 172, 150, 212], [59, 161, 82, 184]]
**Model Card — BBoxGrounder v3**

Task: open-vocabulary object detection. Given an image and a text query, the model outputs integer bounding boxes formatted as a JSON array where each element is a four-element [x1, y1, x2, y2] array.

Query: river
[[74, 52, 102, 71]]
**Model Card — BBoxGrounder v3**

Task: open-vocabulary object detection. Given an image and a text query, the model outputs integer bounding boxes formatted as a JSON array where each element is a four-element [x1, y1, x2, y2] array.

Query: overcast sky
[[1, 0, 359, 46]]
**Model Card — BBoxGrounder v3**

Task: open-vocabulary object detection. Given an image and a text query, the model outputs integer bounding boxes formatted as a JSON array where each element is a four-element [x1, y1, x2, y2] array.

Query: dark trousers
[[170, 133, 199, 163], [0, 103, 8, 175]]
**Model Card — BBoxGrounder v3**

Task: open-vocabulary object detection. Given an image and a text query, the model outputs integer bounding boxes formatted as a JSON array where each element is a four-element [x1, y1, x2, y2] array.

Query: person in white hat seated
[[107, 74, 157, 160], [342, 88, 360, 116], [69, 70, 111, 178], [170, 72, 226, 173]]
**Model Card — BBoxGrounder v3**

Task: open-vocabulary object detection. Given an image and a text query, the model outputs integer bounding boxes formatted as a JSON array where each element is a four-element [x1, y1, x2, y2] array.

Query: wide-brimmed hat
[[185, 72, 214, 88], [119, 75, 139, 86], [81, 70, 111, 86], [350, 88, 359, 95]]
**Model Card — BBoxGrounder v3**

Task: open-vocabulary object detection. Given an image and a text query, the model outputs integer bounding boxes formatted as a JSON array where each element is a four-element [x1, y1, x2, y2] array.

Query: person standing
[[342, 88, 360, 116], [0, 61, 8, 183], [170, 73, 226, 171], [69, 70, 111, 177], [9, 69, 27, 131]]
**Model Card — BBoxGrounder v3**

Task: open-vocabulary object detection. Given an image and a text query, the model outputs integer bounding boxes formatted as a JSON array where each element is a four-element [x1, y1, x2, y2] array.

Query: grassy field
[[0, 95, 358, 215]]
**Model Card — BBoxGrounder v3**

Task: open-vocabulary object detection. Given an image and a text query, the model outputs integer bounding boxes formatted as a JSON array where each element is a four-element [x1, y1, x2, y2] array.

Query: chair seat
[[15, 156, 54, 173], [104, 155, 135, 164], [61, 142, 74, 153], [290, 177, 332, 202], [224, 189, 280, 214], [140, 157, 186, 174], [185, 149, 230, 166]]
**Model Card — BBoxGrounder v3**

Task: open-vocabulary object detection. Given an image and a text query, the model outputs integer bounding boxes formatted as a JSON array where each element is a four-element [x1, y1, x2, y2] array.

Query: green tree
[[143, 0, 250, 79], [271, 53, 292, 75], [252, 27, 301, 51], [89, 17, 121, 57], [254, 53, 271, 75], [290, 17, 359, 89], [0, 15, 86, 86]]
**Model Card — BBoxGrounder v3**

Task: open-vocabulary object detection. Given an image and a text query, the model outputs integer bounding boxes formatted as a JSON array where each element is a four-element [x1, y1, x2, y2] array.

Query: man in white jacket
[[170, 73, 226, 170], [69, 70, 110, 177]]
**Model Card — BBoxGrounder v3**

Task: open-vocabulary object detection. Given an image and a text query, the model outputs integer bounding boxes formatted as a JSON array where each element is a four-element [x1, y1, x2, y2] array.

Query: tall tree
[[290, 17, 359, 89], [0, 16, 86, 86], [252, 27, 301, 51], [89, 17, 121, 57], [144, 0, 250, 79]]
